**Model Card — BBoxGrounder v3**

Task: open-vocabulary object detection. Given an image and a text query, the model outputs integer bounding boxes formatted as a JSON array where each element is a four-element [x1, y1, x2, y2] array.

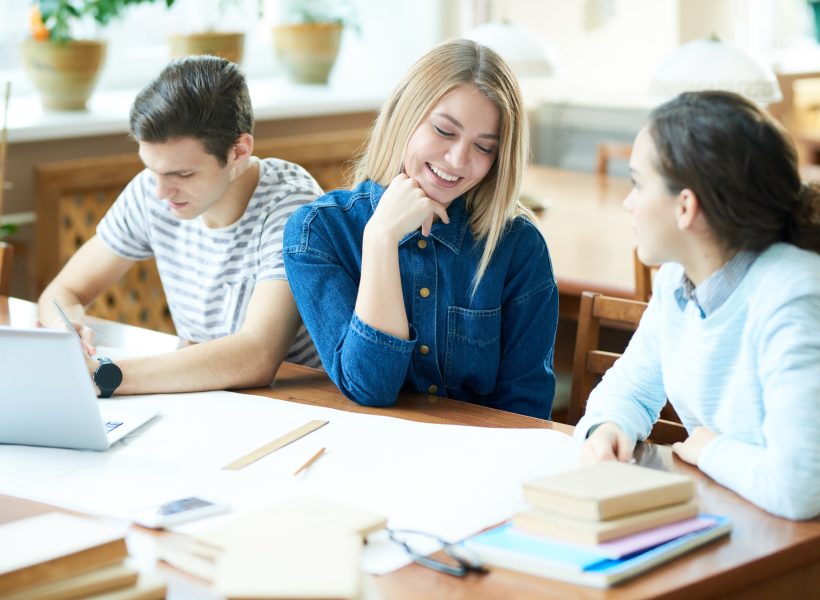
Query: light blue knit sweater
[[575, 243, 820, 520]]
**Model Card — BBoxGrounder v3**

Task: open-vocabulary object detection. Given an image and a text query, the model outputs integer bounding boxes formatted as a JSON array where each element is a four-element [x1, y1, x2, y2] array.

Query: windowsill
[[8, 76, 391, 144]]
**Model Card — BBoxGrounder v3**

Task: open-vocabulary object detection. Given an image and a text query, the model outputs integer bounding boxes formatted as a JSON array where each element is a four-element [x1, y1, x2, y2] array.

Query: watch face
[[95, 361, 123, 391]]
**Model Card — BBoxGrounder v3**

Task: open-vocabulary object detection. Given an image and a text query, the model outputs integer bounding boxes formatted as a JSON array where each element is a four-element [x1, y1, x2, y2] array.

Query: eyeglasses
[[387, 528, 488, 577]]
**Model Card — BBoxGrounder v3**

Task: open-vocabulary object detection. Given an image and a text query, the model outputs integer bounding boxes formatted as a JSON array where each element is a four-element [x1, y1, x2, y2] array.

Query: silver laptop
[[0, 327, 159, 451]]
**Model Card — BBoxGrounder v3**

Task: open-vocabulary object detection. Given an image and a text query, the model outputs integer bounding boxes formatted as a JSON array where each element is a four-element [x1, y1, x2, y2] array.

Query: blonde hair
[[352, 39, 533, 291]]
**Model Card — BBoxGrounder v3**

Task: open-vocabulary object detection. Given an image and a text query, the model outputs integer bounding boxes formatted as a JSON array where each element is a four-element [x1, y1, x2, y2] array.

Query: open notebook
[[0, 327, 158, 451]]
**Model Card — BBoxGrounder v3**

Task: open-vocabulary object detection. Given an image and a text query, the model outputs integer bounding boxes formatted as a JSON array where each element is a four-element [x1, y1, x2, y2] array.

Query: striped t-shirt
[[97, 157, 323, 369]]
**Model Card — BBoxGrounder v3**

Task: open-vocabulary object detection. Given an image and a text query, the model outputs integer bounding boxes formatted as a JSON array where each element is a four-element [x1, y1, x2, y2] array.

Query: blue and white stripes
[[98, 157, 323, 368]]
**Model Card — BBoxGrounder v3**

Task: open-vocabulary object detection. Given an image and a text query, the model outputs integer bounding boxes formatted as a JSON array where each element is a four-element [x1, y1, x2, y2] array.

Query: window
[[0, 0, 447, 99]]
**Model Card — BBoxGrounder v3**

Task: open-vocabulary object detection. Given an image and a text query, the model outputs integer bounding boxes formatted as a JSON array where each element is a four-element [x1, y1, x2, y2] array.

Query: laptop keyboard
[[105, 421, 123, 433]]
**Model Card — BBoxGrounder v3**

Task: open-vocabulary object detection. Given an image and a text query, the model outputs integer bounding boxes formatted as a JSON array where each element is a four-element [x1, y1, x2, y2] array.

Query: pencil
[[293, 447, 326, 477]]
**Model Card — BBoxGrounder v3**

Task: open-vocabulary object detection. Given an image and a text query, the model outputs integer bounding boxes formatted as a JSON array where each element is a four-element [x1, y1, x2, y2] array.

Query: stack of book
[[157, 496, 387, 600], [0, 512, 166, 600], [465, 462, 732, 588]]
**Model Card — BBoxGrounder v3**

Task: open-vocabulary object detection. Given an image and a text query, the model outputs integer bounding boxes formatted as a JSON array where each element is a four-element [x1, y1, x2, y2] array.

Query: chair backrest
[[595, 141, 633, 176], [569, 291, 686, 445], [633, 247, 654, 302], [0, 240, 12, 296], [34, 127, 368, 333]]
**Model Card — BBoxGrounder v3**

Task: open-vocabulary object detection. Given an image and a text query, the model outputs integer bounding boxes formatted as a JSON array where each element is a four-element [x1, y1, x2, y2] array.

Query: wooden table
[[2, 296, 819, 599], [522, 165, 635, 319]]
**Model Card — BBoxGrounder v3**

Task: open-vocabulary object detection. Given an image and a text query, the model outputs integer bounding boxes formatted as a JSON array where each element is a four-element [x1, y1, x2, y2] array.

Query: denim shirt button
[[417, 239, 427, 249], [419, 344, 430, 355], [427, 384, 438, 394], [419, 287, 430, 298]]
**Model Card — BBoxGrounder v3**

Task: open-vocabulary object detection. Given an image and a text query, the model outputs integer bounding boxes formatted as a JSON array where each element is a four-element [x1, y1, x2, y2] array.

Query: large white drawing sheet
[[0, 389, 580, 573]]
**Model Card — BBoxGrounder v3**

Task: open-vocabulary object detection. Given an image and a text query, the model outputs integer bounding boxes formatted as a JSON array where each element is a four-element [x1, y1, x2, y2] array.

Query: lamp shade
[[649, 38, 782, 105], [466, 22, 557, 78]]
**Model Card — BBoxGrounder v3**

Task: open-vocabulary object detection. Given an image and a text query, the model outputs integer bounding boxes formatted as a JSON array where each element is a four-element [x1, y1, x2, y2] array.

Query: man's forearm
[[114, 332, 281, 395], [37, 283, 87, 327]]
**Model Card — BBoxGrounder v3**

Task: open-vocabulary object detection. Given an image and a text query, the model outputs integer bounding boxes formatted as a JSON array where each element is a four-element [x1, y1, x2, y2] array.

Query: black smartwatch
[[93, 357, 123, 398]]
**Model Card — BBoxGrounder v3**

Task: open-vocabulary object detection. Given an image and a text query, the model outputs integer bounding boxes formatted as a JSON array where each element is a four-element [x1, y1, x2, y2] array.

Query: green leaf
[[0, 223, 18, 240]]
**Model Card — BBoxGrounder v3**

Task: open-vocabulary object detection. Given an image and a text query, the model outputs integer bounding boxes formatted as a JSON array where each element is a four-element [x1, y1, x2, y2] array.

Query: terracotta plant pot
[[273, 22, 343, 84], [20, 39, 106, 111], [168, 31, 245, 65]]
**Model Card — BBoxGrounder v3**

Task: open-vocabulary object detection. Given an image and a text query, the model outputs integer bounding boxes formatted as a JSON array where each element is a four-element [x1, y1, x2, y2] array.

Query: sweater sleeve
[[698, 292, 820, 520], [574, 286, 669, 443]]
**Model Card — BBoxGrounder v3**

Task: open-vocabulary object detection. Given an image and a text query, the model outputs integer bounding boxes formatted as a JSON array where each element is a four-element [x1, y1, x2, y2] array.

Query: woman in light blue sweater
[[576, 91, 820, 520]]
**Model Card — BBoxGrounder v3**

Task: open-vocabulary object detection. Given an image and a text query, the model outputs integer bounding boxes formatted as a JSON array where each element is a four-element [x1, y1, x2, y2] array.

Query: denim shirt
[[283, 180, 558, 419]]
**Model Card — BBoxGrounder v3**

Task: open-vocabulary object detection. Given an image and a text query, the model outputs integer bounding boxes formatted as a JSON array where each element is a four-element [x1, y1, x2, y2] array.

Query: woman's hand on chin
[[367, 174, 450, 243]]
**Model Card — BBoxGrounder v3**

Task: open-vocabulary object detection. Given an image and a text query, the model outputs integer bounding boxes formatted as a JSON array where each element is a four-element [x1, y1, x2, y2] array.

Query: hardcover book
[[522, 462, 694, 521], [3, 563, 137, 600], [0, 513, 128, 595], [513, 499, 699, 544]]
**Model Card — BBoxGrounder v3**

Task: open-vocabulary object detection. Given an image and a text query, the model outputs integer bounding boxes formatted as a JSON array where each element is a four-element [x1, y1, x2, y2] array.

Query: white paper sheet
[[0, 389, 580, 574]]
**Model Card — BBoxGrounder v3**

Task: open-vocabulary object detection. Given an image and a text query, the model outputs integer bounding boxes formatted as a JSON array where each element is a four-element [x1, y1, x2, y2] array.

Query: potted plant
[[22, 0, 173, 110], [809, 1, 820, 42], [168, 0, 250, 65], [273, 0, 357, 84]]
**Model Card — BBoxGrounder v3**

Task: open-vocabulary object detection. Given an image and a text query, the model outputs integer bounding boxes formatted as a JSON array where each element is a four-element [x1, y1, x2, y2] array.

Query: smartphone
[[132, 496, 230, 529]]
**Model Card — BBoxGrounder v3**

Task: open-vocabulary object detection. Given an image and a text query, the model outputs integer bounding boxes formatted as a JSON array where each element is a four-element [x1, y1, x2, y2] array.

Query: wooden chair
[[633, 247, 654, 302], [0, 240, 12, 296], [595, 141, 632, 176], [569, 291, 686, 445], [34, 127, 368, 333]]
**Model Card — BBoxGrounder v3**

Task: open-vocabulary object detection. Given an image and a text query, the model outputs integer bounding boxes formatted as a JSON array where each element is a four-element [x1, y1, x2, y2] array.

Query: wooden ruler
[[222, 419, 328, 470]]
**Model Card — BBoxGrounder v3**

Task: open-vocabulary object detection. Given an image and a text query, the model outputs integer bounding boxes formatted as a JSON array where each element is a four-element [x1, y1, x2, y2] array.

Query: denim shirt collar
[[368, 180, 472, 254]]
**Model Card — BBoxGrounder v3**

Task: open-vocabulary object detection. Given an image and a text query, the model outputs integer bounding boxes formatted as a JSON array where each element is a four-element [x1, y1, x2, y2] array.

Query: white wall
[[486, 0, 680, 98]]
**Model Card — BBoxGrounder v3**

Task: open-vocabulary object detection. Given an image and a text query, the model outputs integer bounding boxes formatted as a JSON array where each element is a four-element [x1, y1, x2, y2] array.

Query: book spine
[[599, 482, 695, 520], [521, 489, 601, 520], [0, 539, 128, 594], [523, 482, 696, 522]]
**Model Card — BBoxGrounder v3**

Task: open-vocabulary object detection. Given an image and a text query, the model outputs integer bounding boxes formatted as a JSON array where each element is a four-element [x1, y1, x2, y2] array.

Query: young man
[[38, 56, 322, 397]]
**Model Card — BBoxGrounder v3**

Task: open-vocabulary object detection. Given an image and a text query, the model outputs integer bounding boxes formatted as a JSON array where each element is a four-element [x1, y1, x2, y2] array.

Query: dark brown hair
[[649, 91, 819, 253], [129, 56, 254, 165]]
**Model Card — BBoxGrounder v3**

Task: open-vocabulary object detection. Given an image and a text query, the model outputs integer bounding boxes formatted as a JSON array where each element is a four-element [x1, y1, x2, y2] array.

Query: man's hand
[[36, 317, 96, 356], [672, 426, 717, 465], [84, 353, 98, 379], [66, 319, 97, 356], [581, 422, 635, 465]]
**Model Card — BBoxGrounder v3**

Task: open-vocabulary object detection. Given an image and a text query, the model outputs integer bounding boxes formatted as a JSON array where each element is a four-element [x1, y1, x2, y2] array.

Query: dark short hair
[[649, 91, 819, 254], [129, 56, 254, 165]]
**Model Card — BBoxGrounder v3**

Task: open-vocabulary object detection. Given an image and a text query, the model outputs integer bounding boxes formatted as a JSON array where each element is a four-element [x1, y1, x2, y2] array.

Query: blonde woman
[[283, 39, 558, 418]]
